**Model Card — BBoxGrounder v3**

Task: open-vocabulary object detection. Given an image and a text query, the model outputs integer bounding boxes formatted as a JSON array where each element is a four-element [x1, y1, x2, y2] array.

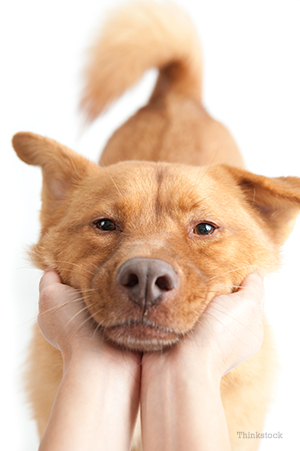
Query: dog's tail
[[81, 0, 202, 122]]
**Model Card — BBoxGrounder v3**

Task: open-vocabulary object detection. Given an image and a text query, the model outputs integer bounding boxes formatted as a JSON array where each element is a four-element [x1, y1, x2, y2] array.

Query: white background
[[1, 0, 300, 449]]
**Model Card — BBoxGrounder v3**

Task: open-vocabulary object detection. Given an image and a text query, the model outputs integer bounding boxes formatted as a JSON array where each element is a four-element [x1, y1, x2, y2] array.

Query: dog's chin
[[104, 320, 181, 352]]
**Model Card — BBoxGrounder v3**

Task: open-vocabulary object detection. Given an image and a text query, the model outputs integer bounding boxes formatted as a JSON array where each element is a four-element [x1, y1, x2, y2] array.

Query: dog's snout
[[117, 258, 178, 309]]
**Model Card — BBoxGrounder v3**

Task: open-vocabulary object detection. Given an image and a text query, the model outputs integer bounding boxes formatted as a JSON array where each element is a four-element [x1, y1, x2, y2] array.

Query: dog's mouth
[[104, 318, 181, 351]]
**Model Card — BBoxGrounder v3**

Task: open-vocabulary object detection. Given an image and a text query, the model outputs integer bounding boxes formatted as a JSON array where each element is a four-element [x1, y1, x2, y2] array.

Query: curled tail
[[81, 0, 202, 122]]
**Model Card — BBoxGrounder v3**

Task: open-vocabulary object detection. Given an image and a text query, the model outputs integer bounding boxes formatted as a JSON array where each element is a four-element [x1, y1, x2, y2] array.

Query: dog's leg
[[26, 323, 63, 437]]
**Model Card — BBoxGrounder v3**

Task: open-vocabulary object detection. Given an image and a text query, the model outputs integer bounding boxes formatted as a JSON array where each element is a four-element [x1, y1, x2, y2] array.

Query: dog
[[12, 1, 300, 450]]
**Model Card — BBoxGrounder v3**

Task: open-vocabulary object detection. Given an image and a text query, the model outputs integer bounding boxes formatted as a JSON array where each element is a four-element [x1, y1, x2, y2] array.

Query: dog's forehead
[[91, 162, 218, 196], [79, 162, 242, 219]]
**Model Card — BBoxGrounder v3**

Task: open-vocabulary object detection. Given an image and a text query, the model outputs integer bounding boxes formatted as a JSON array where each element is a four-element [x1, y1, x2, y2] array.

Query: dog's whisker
[[50, 260, 97, 277], [208, 304, 263, 339], [103, 165, 123, 197], [39, 296, 90, 317], [65, 305, 91, 328], [14, 264, 40, 271], [18, 316, 39, 327], [207, 265, 256, 282], [18, 296, 90, 327], [73, 308, 104, 335], [204, 311, 253, 347], [79, 288, 98, 293], [92, 320, 103, 339]]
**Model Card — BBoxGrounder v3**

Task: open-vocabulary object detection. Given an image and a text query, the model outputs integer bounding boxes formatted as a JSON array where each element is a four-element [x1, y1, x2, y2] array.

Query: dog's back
[[82, 0, 243, 169]]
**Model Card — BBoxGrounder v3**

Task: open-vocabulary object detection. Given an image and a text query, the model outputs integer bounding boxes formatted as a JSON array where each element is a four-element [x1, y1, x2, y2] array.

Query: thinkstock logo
[[237, 431, 283, 439]]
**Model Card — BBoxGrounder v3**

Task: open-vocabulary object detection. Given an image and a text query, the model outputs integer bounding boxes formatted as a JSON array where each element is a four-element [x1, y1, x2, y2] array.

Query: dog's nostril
[[156, 275, 173, 291], [125, 273, 139, 288]]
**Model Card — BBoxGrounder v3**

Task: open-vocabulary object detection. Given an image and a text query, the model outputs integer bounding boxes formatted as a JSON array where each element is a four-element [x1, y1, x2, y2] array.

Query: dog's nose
[[117, 258, 178, 309]]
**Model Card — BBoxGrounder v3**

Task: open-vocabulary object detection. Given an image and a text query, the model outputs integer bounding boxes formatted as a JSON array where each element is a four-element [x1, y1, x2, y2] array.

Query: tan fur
[[81, 0, 202, 121], [12, 2, 300, 450]]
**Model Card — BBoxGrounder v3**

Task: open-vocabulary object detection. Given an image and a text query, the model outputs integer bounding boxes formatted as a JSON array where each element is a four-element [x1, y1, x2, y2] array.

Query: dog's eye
[[94, 219, 118, 231], [194, 223, 216, 236]]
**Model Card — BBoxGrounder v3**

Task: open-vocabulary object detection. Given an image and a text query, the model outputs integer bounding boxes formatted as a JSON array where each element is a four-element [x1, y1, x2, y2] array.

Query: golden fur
[[12, 2, 300, 450]]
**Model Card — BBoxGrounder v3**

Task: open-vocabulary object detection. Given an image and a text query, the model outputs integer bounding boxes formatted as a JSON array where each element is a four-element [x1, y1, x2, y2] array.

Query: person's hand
[[185, 273, 264, 378], [38, 269, 141, 370], [140, 274, 265, 451], [142, 274, 264, 380], [38, 269, 141, 451]]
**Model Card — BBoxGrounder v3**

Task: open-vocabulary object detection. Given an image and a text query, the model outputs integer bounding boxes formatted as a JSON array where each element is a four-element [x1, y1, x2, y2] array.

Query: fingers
[[238, 274, 264, 312], [39, 268, 62, 294], [38, 269, 67, 315], [38, 269, 81, 318], [239, 274, 263, 293], [38, 269, 88, 351]]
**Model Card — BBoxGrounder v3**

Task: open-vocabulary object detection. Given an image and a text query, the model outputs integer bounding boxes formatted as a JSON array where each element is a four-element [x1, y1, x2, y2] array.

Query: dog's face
[[13, 133, 300, 350]]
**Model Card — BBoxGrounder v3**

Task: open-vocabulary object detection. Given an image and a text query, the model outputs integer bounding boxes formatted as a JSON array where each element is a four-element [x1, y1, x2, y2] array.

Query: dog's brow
[[187, 201, 205, 211], [175, 197, 207, 214], [155, 166, 166, 185], [155, 167, 165, 216]]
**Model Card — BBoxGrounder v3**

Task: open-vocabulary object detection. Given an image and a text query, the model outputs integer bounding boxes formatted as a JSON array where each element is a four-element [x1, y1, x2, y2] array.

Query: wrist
[[61, 346, 103, 374], [62, 339, 141, 383], [142, 342, 222, 389], [41, 343, 141, 451], [141, 346, 228, 451]]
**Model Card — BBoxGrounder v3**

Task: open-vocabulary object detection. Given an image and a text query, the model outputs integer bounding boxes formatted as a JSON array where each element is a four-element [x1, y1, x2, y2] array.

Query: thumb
[[237, 274, 264, 313]]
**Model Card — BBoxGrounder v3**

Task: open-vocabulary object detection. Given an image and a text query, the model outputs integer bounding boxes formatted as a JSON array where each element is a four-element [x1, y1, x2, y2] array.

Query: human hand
[[38, 269, 141, 370], [38, 270, 141, 451], [142, 274, 264, 380], [190, 273, 264, 377], [140, 275, 264, 451]]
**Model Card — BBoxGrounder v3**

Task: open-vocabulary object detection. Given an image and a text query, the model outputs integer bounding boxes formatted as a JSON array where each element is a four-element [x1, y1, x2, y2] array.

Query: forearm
[[39, 352, 140, 451], [141, 356, 231, 451]]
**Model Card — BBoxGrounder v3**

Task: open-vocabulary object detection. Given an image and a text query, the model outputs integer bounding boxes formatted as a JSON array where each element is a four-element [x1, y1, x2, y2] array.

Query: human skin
[[141, 274, 264, 451], [37, 270, 264, 451], [38, 269, 141, 451]]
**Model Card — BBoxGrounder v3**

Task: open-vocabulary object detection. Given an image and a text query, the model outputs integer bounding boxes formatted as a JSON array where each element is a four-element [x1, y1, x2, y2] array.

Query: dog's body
[[13, 2, 300, 451]]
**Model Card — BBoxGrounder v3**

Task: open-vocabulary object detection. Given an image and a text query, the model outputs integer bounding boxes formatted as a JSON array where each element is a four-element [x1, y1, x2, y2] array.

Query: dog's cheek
[[39, 224, 122, 282], [87, 271, 141, 326], [30, 242, 52, 272]]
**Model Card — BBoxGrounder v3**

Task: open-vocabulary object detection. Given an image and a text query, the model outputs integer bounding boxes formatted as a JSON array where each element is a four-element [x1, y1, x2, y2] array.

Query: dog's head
[[13, 132, 300, 350]]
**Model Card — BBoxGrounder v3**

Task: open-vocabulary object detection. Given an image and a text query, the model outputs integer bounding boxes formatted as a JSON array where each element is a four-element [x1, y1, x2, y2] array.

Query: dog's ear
[[224, 165, 300, 245], [12, 132, 95, 198], [12, 132, 97, 228]]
